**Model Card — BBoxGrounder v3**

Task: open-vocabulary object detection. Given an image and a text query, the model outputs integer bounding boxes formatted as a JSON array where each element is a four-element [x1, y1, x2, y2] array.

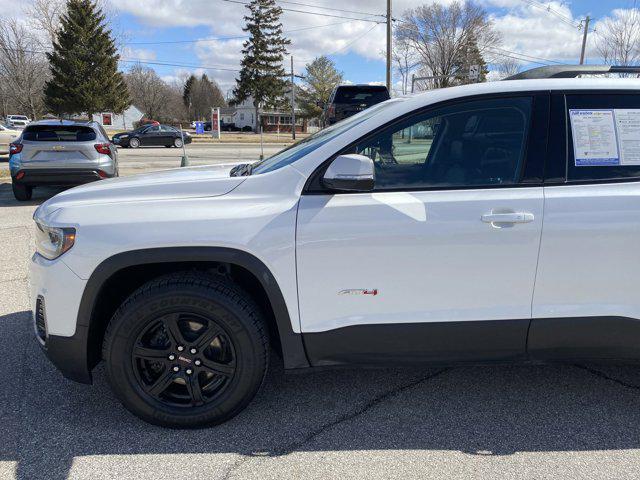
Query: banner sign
[[211, 108, 221, 139]]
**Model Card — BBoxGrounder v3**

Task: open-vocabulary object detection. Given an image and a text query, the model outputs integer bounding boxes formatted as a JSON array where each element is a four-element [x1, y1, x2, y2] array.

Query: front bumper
[[30, 253, 93, 384]]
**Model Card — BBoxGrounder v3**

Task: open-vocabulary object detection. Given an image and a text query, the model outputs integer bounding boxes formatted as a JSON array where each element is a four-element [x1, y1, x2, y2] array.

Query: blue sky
[[18, 0, 640, 94]]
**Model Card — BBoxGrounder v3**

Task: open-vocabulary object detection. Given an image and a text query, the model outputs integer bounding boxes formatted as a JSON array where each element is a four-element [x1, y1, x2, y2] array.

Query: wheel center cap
[[177, 355, 192, 365]]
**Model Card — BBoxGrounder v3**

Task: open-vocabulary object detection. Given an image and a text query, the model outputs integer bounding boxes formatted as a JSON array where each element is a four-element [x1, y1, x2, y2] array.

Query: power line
[[486, 50, 551, 66], [276, 0, 384, 19], [119, 58, 242, 73], [221, 0, 383, 23], [328, 23, 380, 56], [520, 0, 580, 28], [485, 46, 564, 65]]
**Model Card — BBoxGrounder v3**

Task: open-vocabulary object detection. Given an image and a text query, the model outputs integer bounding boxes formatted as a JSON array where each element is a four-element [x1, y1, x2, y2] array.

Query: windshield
[[251, 98, 403, 175], [11, 116, 28, 121]]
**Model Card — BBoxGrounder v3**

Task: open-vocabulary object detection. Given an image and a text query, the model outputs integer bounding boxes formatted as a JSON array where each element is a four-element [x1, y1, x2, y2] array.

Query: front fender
[[76, 247, 309, 380]]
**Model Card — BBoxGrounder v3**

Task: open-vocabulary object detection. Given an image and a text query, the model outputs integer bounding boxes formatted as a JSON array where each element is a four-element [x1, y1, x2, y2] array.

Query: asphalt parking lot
[[2, 145, 640, 479]]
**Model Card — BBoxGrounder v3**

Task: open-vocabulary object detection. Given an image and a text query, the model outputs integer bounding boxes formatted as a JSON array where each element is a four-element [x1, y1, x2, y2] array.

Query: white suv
[[30, 66, 640, 427], [6, 114, 30, 129]]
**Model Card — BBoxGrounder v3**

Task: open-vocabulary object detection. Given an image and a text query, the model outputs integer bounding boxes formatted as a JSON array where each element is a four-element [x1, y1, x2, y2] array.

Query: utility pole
[[579, 16, 591, 65], [386, 0, 392, 93], [291, 55, 296, 140]]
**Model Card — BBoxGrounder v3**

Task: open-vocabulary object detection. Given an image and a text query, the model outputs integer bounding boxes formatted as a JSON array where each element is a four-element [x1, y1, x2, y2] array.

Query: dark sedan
[[112, 124, 192, 148]]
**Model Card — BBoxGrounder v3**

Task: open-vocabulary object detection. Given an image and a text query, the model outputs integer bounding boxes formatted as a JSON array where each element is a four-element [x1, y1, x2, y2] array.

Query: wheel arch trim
[[69, 247, 310, 382]]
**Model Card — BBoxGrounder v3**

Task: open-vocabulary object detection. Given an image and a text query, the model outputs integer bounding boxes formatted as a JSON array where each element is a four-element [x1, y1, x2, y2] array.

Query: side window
[[352, 97, 532, 190], [147, 126, 160, 133], [97, 125, 109, 140], [566, 94, 640, 182]]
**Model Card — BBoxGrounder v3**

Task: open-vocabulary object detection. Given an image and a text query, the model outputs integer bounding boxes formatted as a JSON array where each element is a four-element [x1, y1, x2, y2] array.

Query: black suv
[[323, 84, 390, 126]]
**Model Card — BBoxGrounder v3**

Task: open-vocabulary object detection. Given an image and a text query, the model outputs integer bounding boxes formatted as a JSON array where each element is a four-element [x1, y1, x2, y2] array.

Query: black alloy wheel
[[103, 272, 269, 428], [132, 311, 236, 408]]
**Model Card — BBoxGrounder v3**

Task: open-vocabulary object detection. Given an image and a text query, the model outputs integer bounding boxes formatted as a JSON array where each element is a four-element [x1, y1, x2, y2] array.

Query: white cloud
[[490, 3, 585, 64], [120, 47, 157, 62]]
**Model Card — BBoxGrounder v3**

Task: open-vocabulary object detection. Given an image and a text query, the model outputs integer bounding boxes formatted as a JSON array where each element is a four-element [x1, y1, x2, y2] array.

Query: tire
[[129, 137, 140, 148], [174, 138, 184, 148], [12, 182, 32, 201], [103, 272, 269, 428]]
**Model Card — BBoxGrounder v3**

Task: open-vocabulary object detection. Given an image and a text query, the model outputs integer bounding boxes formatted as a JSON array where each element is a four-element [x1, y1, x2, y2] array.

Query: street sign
[[469, 65, 480, 82], [211, 108, 221, 139]]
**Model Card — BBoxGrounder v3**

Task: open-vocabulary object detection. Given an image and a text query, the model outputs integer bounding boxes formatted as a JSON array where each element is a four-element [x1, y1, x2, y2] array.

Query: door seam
[[527, 186, 546, 352]]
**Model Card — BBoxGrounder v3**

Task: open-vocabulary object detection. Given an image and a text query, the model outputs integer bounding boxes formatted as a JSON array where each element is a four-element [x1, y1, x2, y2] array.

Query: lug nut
[[190, 348, 197, 354], [168, 354, 175, 361], [173, 366, 180, 372], [186, 369, 193, 375], [194, 360, 201, 366], [177, 346, 184, 352]]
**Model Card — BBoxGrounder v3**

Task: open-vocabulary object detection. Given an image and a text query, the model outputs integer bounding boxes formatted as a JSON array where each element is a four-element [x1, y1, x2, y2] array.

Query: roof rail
[[505, 65, 640, 80]]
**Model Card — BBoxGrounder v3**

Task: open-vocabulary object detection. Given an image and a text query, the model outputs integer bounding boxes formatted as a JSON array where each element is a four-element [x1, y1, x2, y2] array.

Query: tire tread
[[102, 271, 269, 427]]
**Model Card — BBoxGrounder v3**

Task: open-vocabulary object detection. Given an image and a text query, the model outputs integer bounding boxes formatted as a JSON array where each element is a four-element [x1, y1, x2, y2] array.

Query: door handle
[[481, 212, 534, 225]]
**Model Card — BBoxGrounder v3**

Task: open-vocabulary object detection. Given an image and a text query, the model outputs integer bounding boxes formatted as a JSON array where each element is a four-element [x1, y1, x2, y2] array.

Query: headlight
[[35, 222, 76, 260]]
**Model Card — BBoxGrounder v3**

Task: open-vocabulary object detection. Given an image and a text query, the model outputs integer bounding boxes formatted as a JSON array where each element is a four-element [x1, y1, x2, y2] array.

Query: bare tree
[[125, 64, 187, 123], [24, 0, 125, 49], [595, 9, 640, 66], [0, 19, 49, 119], [397, 0, 500, 89], [24, 0, 67, 48], [495, 57, 523, 79], [393, 36, 419, 95]]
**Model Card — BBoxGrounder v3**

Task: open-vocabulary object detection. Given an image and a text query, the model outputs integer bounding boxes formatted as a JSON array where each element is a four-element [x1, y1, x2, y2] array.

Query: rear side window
[[334, 87, 390, 106], [22, 125, 97, 142], [566, 94, 640, 182]]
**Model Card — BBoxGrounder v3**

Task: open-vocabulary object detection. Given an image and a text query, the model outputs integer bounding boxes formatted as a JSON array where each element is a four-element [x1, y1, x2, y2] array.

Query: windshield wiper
[[230, 162, 255, 177]]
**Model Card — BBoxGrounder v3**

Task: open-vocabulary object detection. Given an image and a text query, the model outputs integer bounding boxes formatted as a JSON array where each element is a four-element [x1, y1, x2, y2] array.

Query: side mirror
[[323, 154, 375, 192]]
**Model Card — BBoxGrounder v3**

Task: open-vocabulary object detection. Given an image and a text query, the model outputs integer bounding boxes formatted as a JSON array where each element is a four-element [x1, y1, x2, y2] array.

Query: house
[[91, 105, 144, 131], [220, 107, 236, 125], [230, 96, 307, 133], [233, 98, 258, 130], [260, 111, 307, 134]]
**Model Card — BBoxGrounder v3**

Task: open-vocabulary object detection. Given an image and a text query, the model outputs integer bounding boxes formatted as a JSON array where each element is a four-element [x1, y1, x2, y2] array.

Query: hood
[[37, 163, 247, 217]]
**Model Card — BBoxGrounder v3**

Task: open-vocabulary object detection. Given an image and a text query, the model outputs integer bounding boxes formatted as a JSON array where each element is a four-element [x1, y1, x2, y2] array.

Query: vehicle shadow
[[3, 310, 640, 479], [0, 182, 64, 206]]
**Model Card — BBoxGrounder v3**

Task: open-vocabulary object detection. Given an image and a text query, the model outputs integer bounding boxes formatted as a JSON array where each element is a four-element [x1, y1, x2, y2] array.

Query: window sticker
[[614, 109, 640, 165], [569, 110, 620, 166]]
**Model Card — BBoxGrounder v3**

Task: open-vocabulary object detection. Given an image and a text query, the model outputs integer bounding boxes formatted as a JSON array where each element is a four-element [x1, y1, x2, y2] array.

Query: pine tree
[[453, 38, 488, 85], [183, 74, 226, 120], [299, 56, 343, 120], [233, 0, 290, 131], [183, 74, 196, 115], [44, 0, 130, 117]]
